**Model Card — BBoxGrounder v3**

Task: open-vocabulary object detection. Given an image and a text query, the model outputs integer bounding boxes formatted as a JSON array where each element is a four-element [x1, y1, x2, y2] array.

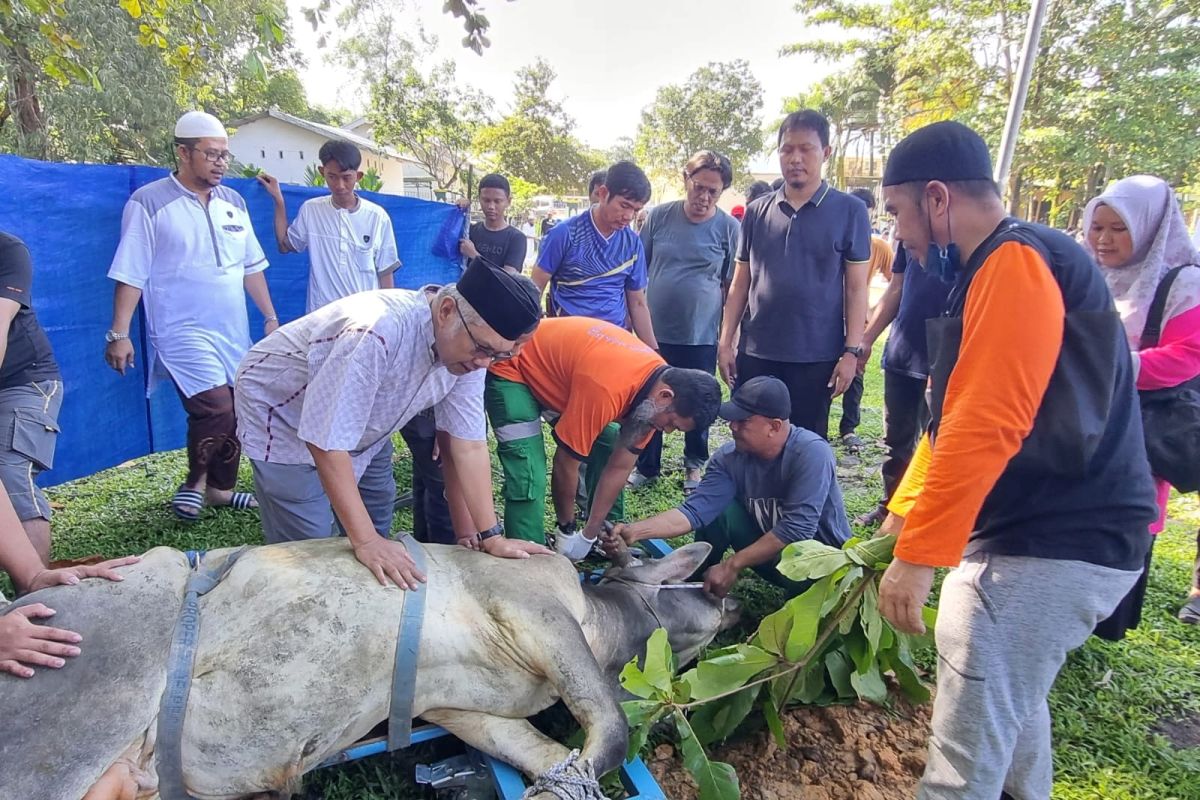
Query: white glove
[[555, 529, 598, 562]]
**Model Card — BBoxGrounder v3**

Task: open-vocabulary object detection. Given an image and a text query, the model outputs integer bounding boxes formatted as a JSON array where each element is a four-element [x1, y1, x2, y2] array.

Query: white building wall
[[228, 117, 327, 185]]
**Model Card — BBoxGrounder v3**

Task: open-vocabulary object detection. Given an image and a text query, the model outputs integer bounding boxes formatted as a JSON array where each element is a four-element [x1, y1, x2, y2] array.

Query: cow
[[0, 537, 736, 799]]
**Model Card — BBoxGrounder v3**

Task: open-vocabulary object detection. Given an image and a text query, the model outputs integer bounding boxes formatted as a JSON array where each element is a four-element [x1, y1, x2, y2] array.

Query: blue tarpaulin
[[0, 154, 464, 485]]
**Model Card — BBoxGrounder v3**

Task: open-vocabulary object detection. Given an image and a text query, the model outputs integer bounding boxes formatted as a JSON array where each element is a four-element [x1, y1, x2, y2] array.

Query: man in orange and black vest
[[875, 121, 1157, 799]]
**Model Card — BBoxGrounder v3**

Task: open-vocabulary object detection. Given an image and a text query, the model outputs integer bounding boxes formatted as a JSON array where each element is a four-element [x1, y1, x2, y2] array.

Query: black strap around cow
[[387, 533, 429, 752], [156, 547, 249, 800], [1140, 265, 1196, 350]]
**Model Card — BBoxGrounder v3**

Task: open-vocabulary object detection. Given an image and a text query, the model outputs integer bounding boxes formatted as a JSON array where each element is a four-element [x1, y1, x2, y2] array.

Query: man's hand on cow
[[878, 557, 935, 635], [104, 339, 135, 375], [24, 555, 141, 593], [0, 603, 82, 678], [352, 536, 427, 590], [481, 536, 553, 560], [703, 561, 740, 599], [457, 533, 482, 551], [600, 525, 631, 561]]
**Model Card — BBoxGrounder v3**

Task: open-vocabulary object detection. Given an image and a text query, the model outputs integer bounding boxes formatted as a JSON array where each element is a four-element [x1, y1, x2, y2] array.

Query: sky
[[288, 0, 844, 171]]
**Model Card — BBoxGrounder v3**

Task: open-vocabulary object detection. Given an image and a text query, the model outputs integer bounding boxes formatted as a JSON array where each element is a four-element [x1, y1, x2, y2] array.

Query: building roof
[[228, 108, 422, 167]]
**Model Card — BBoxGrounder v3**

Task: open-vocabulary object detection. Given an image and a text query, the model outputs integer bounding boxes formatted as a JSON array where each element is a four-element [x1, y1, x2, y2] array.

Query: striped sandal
[[170, 487, 204, 522], [224, 492, 258, 511]]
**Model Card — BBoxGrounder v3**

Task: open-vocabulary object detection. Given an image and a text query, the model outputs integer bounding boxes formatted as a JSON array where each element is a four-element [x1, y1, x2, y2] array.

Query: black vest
[[924, 219, 1156, 570]]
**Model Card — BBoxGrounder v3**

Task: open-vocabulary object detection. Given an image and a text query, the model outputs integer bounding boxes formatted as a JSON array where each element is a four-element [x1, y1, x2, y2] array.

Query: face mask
[[923, 191, 962, 284]]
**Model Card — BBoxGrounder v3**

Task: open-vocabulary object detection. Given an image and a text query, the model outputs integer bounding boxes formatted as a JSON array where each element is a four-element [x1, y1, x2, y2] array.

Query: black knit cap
[[882, 121, 993, 187], [456, 256, 542, 340]]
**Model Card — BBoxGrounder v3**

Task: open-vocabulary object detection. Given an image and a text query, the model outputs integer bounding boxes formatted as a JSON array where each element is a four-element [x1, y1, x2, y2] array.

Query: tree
[[634, 60, 765, 183], [472, 59, 600, 195]]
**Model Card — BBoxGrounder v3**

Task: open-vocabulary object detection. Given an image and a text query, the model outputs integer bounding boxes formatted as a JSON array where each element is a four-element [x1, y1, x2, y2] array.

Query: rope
[[520, 750, 607, 800]]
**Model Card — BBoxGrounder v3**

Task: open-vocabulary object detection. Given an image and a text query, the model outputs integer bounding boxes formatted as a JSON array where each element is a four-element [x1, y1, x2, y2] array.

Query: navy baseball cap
[[718, 376, 791, 422]]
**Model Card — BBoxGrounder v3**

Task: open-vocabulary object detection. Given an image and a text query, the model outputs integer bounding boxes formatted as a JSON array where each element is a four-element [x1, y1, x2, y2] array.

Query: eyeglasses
[[192, 147, 233, 164], [687, 178, 723, 200], [455, 303, 514, 362]]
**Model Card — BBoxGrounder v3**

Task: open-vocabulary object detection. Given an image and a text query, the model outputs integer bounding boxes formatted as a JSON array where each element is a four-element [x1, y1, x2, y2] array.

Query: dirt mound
[[648, 699, 932, 800]]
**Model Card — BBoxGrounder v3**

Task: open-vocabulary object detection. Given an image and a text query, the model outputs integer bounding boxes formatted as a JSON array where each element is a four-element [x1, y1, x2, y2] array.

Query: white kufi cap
[[175, 110, 227, 139]]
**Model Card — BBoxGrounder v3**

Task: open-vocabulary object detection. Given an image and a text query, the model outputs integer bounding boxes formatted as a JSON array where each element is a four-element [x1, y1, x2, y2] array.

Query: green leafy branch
[[619, 534, 935, 800]]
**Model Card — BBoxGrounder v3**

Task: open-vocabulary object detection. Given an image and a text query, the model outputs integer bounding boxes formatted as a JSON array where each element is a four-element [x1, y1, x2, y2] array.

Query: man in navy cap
[[607, 376, 851, 597], [875, 120, 1156, 799], [234, 258, 551, 588]]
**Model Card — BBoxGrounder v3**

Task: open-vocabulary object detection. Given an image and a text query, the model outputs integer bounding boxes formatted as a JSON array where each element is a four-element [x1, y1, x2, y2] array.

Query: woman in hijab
[[1084, 174, 1200, 634]]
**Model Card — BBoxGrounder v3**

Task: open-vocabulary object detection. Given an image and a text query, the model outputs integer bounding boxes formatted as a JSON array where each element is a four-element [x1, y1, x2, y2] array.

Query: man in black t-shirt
[[459, 173, 527, 273], [0, 232, 62, 566]]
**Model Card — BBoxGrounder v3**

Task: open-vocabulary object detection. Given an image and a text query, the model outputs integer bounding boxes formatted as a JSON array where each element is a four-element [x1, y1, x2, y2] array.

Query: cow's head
[[596, 542, 741, 667]]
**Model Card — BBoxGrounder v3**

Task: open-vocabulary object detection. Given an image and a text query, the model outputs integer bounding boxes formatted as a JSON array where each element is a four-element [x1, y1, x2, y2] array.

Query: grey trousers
[[250, 440, 396, 544], [918, 552, 1139, 800]]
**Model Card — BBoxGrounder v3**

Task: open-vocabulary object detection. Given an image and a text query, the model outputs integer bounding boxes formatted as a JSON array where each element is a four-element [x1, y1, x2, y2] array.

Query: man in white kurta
[[235, 259, 551, 588], [104, 111, 279, 520]]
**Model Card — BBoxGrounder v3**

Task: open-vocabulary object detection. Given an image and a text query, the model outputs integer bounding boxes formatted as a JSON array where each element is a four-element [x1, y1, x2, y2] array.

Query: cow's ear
[[625, 542, 713, 584]]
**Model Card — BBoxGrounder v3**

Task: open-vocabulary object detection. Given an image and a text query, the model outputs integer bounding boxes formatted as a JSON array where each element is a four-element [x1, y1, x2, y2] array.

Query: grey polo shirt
[[735, 183, 871, 363]]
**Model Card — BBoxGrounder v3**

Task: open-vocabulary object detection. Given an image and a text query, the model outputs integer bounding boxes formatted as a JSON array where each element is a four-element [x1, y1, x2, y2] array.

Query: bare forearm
[[727, 531, 787, 571], [551, 449, 581, 526], [109, 282, 142, 332], [583, 448, 637, 535], [378, 270, 395, 290], [306, 444, 377, 546], [271, 199, 294, 254], [243, 272, 277, 319], [443, 435, 498, 532], [863, 276, 903, 347], [627, 292, 658, 349], [622, 508, 693, 542], [843, 265, 869, 348], [719, 261, 750, 347]]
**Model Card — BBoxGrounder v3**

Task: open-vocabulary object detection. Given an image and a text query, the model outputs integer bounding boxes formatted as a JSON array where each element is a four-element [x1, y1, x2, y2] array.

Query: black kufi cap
[[456, 257, 542, 340], [883, 121, 994, 187]]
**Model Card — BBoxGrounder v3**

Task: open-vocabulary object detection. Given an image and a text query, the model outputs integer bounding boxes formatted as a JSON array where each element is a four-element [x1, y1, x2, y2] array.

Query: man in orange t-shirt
[[486, 317, 721, 555]]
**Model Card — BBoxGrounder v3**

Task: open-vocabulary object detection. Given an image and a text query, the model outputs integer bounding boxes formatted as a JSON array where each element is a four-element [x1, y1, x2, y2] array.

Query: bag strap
[[1139, 265, 1190, 350]]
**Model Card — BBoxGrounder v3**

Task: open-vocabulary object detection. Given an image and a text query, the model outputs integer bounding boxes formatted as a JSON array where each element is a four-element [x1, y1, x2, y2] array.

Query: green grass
[[16, 345, 1200, 799]]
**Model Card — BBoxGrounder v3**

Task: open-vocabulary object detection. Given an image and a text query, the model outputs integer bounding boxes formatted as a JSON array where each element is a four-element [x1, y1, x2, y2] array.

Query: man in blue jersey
[[532, 161, 658, 348]]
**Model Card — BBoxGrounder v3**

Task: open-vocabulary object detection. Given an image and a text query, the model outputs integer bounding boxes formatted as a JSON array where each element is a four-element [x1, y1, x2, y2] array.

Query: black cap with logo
[[718, 376, 792, 422]]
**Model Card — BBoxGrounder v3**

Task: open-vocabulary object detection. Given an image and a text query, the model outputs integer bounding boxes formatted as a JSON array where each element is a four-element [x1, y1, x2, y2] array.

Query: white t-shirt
[[108, 175, 268, 398], [234, 289, 485, 475], [287, 195, 400, 313]]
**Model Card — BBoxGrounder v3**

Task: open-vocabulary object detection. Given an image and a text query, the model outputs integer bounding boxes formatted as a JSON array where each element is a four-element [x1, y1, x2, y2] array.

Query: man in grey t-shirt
[[631, 150, 740, 492], [609, 376, 851, 597]]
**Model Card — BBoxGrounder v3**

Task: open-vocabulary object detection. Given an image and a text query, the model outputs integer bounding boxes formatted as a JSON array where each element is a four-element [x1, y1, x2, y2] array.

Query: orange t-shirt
[[886, 241, 1064, 567], [489, 317, 666, 458]]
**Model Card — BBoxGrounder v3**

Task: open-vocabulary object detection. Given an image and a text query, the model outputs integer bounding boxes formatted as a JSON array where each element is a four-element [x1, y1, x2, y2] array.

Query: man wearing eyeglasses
[[234, 258, 551, 588], [628, 150, 740, 495], [105, 111, 279, 522]]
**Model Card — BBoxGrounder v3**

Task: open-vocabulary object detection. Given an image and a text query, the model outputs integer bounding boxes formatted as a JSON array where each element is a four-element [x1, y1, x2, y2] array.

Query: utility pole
[[994, 0, 1050, 190]]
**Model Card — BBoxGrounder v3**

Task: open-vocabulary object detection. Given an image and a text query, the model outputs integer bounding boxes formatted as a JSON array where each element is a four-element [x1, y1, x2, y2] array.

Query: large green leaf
[[684, 644, 778, 701], [790, 661, 830, 705], [690, 685, 761, 746], [622, 700, 664, 760], [675, 711, 741, 800], [845, 534, 896, 568], [784, 575, 833, 661], [753, 603, 795, 657], [778, 540, 853, 581], [641, 627, 676, 694], [860, 579, 884, 657], [619, 657, 659, 700], [825, 649, 855, 699], [849, 660, 889, 704], [761, 696, 788, 749]]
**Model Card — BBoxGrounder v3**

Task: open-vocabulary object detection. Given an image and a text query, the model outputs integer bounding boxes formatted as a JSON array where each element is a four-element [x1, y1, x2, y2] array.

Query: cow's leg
[[421, 709, 570, 777], [500, 609, 629, 776]]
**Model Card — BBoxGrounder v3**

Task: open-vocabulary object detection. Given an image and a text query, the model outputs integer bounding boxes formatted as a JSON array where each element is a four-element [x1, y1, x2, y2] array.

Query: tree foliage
[[473, 59, 600, 195], [621, 535, 934, 800], [634, 60, 765, 183], [782, 0, 1200, 221]]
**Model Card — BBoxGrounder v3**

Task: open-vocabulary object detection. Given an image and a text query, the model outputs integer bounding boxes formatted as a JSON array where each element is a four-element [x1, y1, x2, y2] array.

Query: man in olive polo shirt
[[718, 109, 872, 439]]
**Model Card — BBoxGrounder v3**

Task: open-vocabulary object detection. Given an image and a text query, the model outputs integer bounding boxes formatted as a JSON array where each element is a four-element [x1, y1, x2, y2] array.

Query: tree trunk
[[2, 33, 48, 159], [1008, 168, 1024, 217]]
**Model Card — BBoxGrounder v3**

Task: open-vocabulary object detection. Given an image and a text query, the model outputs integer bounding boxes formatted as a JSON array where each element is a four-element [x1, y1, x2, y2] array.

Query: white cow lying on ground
[[0, 537, 736, 799]]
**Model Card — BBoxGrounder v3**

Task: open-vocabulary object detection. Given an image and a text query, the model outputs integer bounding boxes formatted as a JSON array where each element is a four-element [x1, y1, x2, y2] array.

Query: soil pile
[[648, 699, 932, 800]]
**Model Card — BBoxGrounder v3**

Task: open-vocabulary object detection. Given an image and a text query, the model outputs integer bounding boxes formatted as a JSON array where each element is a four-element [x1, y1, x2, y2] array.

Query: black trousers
[[877, 370, 930, 509], [838, 373, 865, 437], [637, 343, 717, 478], [735, 353, 838, 440], [399, 410, 455, 544], [176, 383, 240, 491]]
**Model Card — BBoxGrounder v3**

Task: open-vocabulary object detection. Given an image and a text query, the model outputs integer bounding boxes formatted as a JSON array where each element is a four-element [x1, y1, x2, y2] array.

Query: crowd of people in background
[[2, 103, 1199, 800]]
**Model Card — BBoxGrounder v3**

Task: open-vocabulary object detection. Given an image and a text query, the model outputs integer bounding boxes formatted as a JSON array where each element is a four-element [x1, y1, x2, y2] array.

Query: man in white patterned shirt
[[234, 259, 550, 588]]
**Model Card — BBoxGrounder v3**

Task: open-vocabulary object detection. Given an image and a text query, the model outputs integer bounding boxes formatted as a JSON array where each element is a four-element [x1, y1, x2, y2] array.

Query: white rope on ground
[[519, 750, 608, 800]]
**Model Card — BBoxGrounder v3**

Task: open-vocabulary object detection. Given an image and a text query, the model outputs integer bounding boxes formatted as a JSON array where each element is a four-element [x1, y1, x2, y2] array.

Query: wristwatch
[[105, 330, 130, 343], [478, 522, 504, 541], [843, 345, 864, 358]]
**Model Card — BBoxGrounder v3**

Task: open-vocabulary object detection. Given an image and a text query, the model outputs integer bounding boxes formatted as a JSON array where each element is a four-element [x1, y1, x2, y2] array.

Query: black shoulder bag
[[1138, 265, 1200, 492]]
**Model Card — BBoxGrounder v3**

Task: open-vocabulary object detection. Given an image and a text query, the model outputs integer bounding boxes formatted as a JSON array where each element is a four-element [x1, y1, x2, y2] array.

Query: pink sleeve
[[1138, 303, 1200, 390]]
